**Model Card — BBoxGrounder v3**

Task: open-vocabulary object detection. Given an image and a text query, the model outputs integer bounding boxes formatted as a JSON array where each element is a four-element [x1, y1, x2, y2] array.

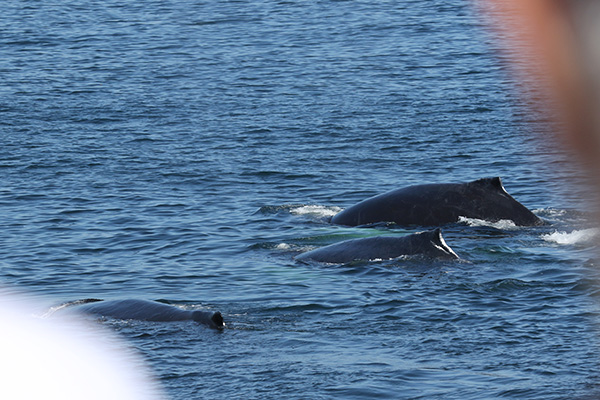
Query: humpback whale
[[71, 299, 225, 329], [295, 229, 459, 263], [331, 177, 542, 227]]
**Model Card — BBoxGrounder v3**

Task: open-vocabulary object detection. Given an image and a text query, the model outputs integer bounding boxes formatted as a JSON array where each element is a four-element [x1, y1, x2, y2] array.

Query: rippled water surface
[[2, 1, 600, 399]]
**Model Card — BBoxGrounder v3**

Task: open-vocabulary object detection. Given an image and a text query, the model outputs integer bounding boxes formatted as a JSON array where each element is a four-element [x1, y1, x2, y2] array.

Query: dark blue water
[[2, 1, 600, 399]]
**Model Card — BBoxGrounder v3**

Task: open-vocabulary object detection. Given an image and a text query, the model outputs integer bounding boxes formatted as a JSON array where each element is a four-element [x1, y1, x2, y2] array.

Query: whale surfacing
[[296, 229, 459, 263], [331, 177, 542, 227], [74, 299, 224, 329]]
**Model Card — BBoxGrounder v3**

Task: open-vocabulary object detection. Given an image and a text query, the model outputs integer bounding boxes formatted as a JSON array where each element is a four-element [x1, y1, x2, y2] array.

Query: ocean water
[[2, 0, 600, 399]]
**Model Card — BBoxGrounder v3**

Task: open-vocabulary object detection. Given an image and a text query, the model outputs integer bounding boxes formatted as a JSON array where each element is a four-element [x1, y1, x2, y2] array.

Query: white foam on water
[[534, 208, 565, 218], [458, 216, 518, 230], [275, 243, 291, 250], [541, 228, 600, 245], [290, 205, 342, 218]]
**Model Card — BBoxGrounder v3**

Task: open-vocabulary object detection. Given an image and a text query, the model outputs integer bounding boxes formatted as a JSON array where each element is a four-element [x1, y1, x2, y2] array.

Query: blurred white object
[[0, 293, 166, 400]]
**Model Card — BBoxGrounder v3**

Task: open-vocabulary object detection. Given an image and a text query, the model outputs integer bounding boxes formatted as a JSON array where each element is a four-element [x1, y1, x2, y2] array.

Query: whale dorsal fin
[[432, 228, 443, 243], [471, 177, 504, 191], [212, 312, 225, 329], [192, 310, 226, 329], [78, 298, 104, 305], [428, 228, 459, 259]]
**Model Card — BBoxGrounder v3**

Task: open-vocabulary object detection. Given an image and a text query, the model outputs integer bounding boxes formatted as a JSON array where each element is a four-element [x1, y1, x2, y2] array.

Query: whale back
[[296, 229, 459, 263], [54, 299, 225, 329], [77, 299, 195, 322], [331, 177, 542, 227]]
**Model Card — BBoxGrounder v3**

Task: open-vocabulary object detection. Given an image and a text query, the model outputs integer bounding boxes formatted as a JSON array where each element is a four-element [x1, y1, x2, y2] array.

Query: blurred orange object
[[479, 0, 600, 168]]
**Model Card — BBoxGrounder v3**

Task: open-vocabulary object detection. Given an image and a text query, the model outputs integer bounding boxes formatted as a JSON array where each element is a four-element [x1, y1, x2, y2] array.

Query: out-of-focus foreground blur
[[480, 0, 600, 179]]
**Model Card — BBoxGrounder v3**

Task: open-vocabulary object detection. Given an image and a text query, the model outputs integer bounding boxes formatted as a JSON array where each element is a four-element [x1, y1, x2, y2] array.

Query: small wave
[[541, 228, 600, 246], [534, 208, 594, 225], [533, 208, 565, 219], [458, 216, 518, 230], [289, 205, 342, 218], [256, 204, 341, 219], [249, 241, 306, 252]]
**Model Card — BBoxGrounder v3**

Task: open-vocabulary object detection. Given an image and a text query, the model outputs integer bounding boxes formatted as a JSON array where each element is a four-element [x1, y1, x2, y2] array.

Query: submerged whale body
[[73, 299, 224, 329], [331, 177, 542, 227], [296, 229, 459, 263]]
